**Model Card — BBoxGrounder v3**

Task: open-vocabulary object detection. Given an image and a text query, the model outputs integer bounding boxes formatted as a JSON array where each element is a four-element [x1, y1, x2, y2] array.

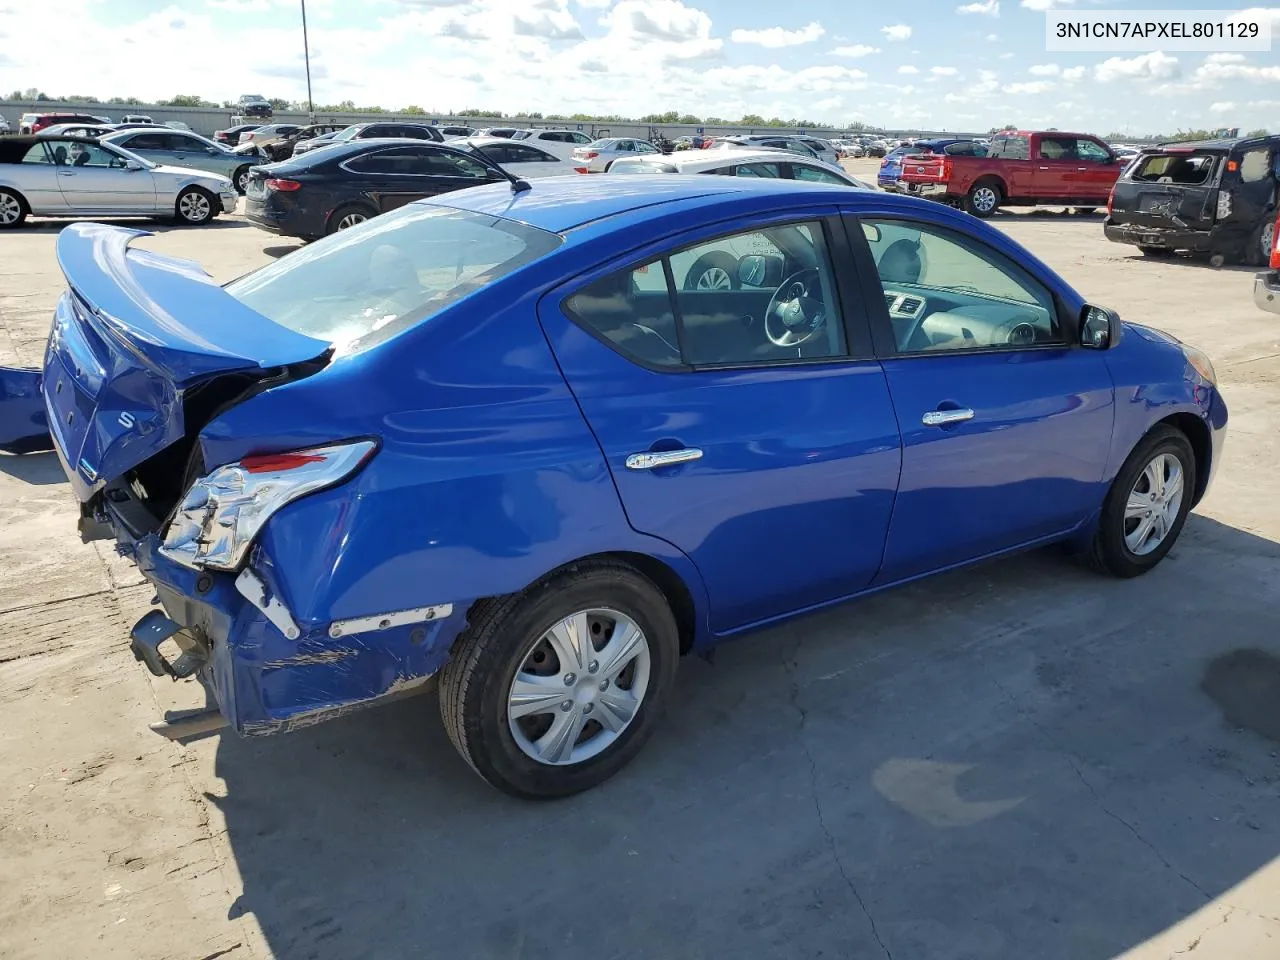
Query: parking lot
[[2, 157, 1279, 960]]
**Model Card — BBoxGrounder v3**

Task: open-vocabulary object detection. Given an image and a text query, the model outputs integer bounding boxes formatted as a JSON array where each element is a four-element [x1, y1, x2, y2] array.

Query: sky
[[0, 0, 1277, 134]]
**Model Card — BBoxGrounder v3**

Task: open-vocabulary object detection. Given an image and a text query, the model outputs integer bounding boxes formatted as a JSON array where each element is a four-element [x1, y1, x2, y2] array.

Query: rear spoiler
[[55, 224, 330, 385]]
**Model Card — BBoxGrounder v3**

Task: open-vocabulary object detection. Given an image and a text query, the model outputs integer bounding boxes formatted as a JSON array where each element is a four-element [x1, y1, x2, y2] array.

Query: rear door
[[537, 212, 902, 633], [1108, 149, 1224, 230], [1031, 135, 1079, 200], [490, 142, 567, 178], [850, 211, 1114, 582]]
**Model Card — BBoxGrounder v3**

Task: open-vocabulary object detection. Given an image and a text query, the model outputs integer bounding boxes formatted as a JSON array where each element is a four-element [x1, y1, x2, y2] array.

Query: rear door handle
[[625, 448, 703, 470], [58, 171, 74, 177], [1038, 166, 1049, 170], [922, 409, 975, 427], [1077, 167, 1088, 171]]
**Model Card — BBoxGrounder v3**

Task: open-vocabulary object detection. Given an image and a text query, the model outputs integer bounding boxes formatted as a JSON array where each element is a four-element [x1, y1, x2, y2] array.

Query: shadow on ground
[[209, 514, 1280, 959], [23, 216, 250, 234], [0, 451, 64, 485]]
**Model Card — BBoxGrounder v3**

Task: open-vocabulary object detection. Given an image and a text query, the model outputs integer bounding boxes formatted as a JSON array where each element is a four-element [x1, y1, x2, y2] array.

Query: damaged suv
[[1105, 134, 1280, 265]]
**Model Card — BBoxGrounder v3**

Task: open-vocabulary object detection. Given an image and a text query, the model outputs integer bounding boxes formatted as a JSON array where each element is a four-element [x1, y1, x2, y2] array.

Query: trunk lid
[[1107, 148, 1225, 230], [43, 223, 330, 501]]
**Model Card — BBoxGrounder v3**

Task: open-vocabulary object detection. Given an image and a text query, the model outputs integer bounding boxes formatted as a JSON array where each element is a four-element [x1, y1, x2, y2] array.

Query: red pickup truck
[[898, 130, 1128, 218]]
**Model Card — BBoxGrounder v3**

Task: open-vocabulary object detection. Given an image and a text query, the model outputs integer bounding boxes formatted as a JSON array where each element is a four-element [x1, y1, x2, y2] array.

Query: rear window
[[1131, 152, 1218, 184], [990, 136, 1029, 160], [223, 206, 562, 353]]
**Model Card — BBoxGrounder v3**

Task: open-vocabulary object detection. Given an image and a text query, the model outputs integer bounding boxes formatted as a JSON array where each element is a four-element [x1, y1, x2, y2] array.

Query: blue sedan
[[6, 175, 1226, 798]]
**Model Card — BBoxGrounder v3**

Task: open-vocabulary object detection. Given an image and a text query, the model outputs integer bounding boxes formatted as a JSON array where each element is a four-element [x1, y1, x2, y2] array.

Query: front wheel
[[1086, 425, 1196, 578], [964, 180, 1001, 218], [174, 187, 216, 225], [439, 562, 680, 799], [232, 165, 251, 195]]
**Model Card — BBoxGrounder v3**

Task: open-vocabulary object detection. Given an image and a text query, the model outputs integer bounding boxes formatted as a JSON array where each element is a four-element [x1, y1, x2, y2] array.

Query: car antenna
[[460, 142, 531, 193]]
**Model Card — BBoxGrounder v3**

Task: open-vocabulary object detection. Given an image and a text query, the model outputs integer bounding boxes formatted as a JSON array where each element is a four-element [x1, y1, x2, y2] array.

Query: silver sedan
[[99, 128, 266, 194], [0, 136, 238, 228]]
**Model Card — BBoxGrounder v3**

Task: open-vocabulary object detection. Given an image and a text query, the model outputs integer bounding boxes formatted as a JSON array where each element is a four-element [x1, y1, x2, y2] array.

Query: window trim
[[842, 212, 1076, 360], [557, 210, 877, 374]]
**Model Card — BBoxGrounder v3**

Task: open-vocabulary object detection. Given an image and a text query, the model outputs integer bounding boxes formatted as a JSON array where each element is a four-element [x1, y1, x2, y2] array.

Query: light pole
[[301, 0, 314, 122]]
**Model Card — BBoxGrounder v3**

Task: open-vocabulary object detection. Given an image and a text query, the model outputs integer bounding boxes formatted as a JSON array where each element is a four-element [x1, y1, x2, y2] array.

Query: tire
[[1139, 246, 1175, 257], [0, 188, 28, 229], [439, 561, 680, 799], [326, 203, 374, 235], [1086, 425, 1196, 578], [683, 251, 740, 291], [232, 165, 251, 195], [174, 187, 216, 225], [964, 180, 1002, 218], [1245, 215, 1276, 268]]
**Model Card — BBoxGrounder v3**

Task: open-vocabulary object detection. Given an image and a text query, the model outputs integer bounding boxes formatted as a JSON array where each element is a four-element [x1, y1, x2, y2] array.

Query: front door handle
[[58, 171, 75, 176], [1077, 167, 1088, 171], [922, 408, 975, 427], [1038, 165, 1049, 170], [625, 448, 703, 470]]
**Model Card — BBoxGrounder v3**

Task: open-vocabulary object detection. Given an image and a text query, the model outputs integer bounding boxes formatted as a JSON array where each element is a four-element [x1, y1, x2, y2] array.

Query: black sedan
[[243, 139, 514, 240]]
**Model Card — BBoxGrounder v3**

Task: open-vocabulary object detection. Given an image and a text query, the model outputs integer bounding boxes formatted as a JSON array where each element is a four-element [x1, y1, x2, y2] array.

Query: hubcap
[[0, 193, 20, 224], [507, 608, 651, 766], [236, 169, 249, 191], [337, 212, 366, 230], [1123, 452, 1185, 556], [973, 187, 997, 212], [179, 192, 210, 222], [695, 267, 733, 291]]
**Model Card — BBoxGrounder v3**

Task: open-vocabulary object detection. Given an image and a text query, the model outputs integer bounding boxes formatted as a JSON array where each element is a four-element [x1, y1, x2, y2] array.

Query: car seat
[[877, 238, 924, 285], [52, 146, 67, 166]]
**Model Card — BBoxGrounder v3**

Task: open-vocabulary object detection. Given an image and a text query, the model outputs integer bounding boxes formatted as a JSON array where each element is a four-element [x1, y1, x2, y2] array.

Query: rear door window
[[1239, 148, 1271, 183], [731, 162, 783, 178], [991, 136, 1029, 160], [791, 164, 849, 185]]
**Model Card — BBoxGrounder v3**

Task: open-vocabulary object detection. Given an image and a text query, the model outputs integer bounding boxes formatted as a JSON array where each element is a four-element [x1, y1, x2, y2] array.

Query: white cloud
[[998, 51, 1014, 59], [1195, 58, 1280, 83], [1020, 0, 1075, 9], [731, 21, 824, 47], [985, 33, 998, 41], [881, 23, 912, 40], [206, 0, 271, 10], [574, 0, 614, 7], [1095, 51, 1180, 83], [898, 64, 919, 74], [1004, 80, 1054, 94], [1205, 52, 1247, 64], [930, 65, 960, 76], [1233, 7, 1280, 29], [598, 0, 722, 60], [1028, 63, 1058, 76], [1210, 101, 1237, 113], [956, 0, 999, 15], [831, 43, 879, 57], [1061, 65, 1085, 81]]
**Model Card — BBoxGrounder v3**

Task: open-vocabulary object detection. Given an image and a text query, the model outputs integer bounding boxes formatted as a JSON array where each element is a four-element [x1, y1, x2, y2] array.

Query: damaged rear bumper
[[1104, 220, 1213, 252], [125, 533, 469, 737]]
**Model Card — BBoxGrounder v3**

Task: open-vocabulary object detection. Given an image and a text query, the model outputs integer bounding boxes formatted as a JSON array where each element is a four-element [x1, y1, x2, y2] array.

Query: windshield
[[223, 205, 563, 353], [330, 125, 362, 142]]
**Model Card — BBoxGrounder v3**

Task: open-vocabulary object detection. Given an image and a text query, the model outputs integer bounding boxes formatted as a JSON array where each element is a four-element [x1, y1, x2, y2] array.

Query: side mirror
[[737, 254, 785, 287], [860, 222, 882, 244], [1080, 304, 1121, 350], [124, 160, 144, 171]]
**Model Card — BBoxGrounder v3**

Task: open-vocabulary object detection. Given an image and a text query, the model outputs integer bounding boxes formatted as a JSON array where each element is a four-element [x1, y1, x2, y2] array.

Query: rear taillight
[[1270, 215, 1280, 269], [574, 167, 589, 174], [583, 151, 598, 159], [940, 158, 952, 182], [265, 178, 301, 192], [160, 441, 377, 572], [1216, 191, 1232, 221], [1106, 188, 1114, 216]]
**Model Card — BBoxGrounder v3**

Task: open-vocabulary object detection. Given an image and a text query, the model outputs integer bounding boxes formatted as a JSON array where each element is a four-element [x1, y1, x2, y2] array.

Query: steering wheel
[[764, 268, 827, 348]]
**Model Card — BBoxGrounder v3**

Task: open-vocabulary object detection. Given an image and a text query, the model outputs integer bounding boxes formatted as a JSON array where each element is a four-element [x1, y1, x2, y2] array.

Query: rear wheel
[[439, 562, 680, 799], [174, 187, 216, 225], [232, 165, 251, 195], [0, 188, 28, 228], [964, 180, 1001, 218], [1246, 215, 1276, 267], [1086, 425, 1196, 578], [326, 203, 374, 235]]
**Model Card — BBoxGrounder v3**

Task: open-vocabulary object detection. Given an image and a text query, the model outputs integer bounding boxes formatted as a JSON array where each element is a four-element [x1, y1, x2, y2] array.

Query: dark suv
[[238, 95, 273, 119], [1105, 134, 1280, 265], [291, 121, 445, 157]]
